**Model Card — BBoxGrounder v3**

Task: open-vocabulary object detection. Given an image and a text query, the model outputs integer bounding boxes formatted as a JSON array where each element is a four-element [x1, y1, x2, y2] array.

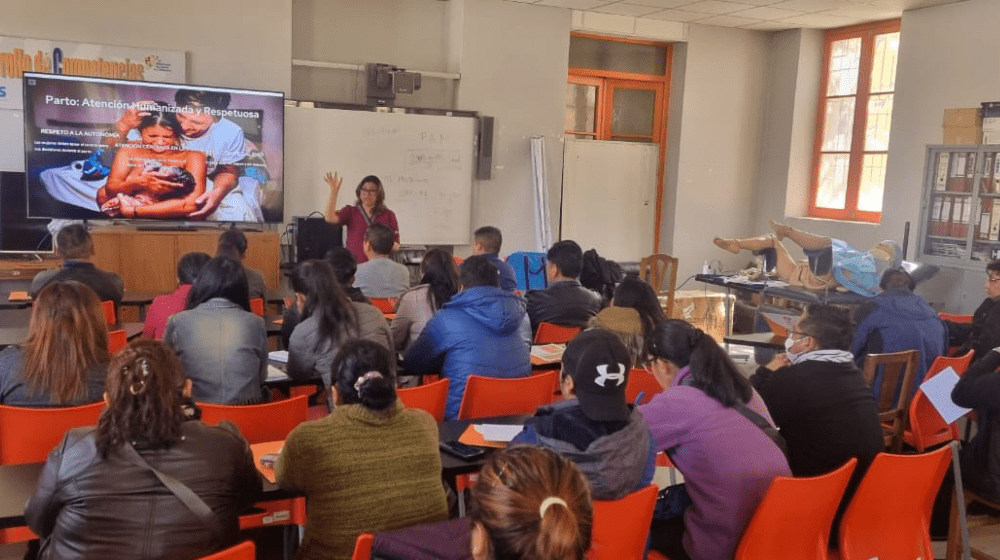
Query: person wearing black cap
[[509, 329, 654, 501]]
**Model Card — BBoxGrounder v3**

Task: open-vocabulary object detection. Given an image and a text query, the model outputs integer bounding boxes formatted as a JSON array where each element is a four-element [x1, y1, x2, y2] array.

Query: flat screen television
[[22, 72, 284, 224], [0, 172, 53, 254]]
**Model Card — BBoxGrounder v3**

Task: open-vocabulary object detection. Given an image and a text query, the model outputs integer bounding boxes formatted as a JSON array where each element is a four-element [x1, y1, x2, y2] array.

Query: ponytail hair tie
[[539, 496, 568, 518], [354, 371, 384, 393]]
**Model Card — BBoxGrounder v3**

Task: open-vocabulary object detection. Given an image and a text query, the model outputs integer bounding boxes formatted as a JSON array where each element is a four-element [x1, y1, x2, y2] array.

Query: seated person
[[945, 260, 1000, 365], [392, 248, 460, 354], [25, 339, 261, 560], [526, 240, 602, 332], [472, 226, 517, 292], [851, 268, 947, 395], [953, 346, 1000, 501], [641, 320, 791, 560], [217, 229, 267, 301], [403, 256, 532, 420], [143, 252, 211, 339], [510, 329, 654, 501], [353, 223, 411, 299], [750, 304, 883, 538], [0, 281, 109, 406], [287, 260, 392, 388], [281, 247, 371, 346], [30, 223, 125, 305], [713, 219, 901, 297], [276, 340, 448, 560], [163, 256, 267, 404], [588, 306, 644, 366], [96, 110, 206, 219]]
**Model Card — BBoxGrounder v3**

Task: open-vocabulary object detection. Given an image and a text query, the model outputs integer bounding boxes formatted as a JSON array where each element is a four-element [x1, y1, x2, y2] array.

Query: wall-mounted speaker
[[476, 115, 494, 180]]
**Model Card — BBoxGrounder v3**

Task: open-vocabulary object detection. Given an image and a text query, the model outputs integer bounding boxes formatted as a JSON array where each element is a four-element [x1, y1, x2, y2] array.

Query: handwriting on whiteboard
[[406, 149, 461, 170]]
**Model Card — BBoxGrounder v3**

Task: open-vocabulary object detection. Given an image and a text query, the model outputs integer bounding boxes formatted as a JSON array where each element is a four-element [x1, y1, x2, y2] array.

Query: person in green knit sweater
[[275, 340, 448, 560]]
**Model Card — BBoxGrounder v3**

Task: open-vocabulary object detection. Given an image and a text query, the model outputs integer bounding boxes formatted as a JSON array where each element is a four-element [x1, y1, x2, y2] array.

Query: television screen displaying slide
[[22, 72, 284, 223]]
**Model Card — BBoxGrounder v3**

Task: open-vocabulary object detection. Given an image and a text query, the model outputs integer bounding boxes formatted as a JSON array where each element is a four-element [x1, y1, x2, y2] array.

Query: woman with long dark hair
[[324, 172, 400, 263], [163, 255, 267, 404], [640, 319, 790, 560], [277, 340, 447, 560], [612, 275, 666, 338], [287, 260, 392, 387], [0, 281, 108, 406], [391, 248, 460, 353], [25, 339, 260, 560]]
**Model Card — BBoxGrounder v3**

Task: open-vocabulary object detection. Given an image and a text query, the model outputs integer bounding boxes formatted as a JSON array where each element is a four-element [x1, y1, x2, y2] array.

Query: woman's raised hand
[[324, 172, 342, 194]]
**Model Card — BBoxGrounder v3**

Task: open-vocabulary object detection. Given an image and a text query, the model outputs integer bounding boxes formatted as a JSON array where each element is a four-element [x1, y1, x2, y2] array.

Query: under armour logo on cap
[[594, 363, 626, 387]]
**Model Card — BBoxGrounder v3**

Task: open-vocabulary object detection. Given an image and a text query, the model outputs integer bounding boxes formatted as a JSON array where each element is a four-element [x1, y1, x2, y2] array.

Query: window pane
[[865, 94, 893, 151], [822, 97, 856, 152], [827, 38, 861, 96], [858, 153, 887, 212], [870, 32, 900, 94], [569, 36, 667, 76], [611, 88, 656, 137], [565, 83, 597, 134], [817, 154, 850, 209], [609, 136, 654, 143]]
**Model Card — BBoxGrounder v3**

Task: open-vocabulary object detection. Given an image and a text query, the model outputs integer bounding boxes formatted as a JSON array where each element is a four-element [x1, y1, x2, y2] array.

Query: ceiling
[[504, 0, 964, 30]]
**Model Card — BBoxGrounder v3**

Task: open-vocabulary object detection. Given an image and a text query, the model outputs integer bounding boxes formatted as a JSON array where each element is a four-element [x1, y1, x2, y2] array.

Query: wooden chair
[[101, 300, 116, 326], [0, 402, 105, 465], [533, 322, 581, 344], [398, 378, 449, 422], [196, 541, 256, 560], [735, 459, 856, 560], [198, 395, 309, 445], [458, 371, 557, 420], [905, 350, 974, 452], [370, 297, 398, 315], [351, 533, 373, 560], [107, 329, 127, 354], [624, 367, 663, 405], [639, 253, 679, 317], [838, 446, 951, 560], [587, 485, 659, 560], [249, 297, 265, 317], [861, 349, 919, 452]]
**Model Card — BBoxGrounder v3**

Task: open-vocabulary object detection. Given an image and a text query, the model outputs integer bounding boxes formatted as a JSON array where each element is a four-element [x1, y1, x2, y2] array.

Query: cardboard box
[[944, 126, 982, 145], [666, 290, 734, 343], [944, 108, 982, 127]]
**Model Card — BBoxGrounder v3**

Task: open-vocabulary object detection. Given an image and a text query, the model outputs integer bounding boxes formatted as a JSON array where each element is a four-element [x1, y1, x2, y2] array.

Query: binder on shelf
[[935, 152, 949, 191], [941, 196, 954, 236], [994, 153, 1000, 193], [953, 197, 971, 238], [979, 199, 993, 241], [930, 197, 944, 236], [990, 197, 1000, 240], [948, 153, 968, 192], [983, 153, 995, 194], [965, 151, 977, 192]]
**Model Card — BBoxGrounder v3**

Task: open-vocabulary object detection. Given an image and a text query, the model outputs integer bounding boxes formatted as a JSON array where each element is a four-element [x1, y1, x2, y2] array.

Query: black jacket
[[25, 421, 261, 560], [525, 280, 602, 332], [29, 261, 124, 305], [953, 349, 1000, 501], [947, 297, 1000, 364]]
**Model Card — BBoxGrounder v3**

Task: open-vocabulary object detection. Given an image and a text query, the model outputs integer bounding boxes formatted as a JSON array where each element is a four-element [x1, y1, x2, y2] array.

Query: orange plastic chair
[[837, 446, 951, 560], [905, 350, 974, 451], [0, 402, 105, 464], [196, 541, 256, 560], [625, 368, 663, 405], [369, 298, 397, 315], [198, 395, 308, 445], [533, 322, 581, 344], [587, 484, 659, 560], [249, 297, 265, 317], [351, 533, 373, 560], [458, 371, 557, 419], [735, 458, 857, 560], [398, 378, 450, 422], [102, 300, 116, 326], [939, 312, 973, 324], [107, 329, 127, 354]]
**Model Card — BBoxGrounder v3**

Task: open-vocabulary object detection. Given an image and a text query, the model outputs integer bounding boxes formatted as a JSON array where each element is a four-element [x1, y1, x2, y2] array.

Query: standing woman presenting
[[325, 172, 400, 264]]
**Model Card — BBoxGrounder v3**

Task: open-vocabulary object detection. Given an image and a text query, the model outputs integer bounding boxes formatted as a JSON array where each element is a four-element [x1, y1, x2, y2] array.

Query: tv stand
[[135, 224, 198, 232]]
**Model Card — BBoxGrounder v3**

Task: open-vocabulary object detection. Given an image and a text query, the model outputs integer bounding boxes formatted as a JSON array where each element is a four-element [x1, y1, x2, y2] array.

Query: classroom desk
[[0, 323, 142, 349], [120, 291, 163, 321], [437, 415, 528, 482], [723, 332, 786, 350], [0, 293, 32, 311]]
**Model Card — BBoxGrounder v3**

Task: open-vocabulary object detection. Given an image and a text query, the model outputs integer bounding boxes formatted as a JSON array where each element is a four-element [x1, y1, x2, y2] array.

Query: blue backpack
[[507, 251, 547, 292]]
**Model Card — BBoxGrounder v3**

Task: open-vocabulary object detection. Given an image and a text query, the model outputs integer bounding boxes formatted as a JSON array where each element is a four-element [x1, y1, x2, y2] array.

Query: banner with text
[[0, 36, 185, 110]]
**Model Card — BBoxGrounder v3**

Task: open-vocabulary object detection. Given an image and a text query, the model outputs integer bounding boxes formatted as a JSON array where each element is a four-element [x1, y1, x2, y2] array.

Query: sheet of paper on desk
[[920, 367, 972, 424], [268, 350, 289, 364], [531, 344, 565, 362], [761, 312, 799, 336], [476, 424, 524, 442], [266, 365, 289, 382]]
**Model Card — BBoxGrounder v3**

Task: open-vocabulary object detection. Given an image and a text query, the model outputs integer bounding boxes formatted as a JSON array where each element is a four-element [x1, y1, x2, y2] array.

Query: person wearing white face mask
[[750, 303, 883, 543]]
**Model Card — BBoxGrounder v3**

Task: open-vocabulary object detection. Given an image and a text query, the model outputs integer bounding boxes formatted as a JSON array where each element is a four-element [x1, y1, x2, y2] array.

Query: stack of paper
[[920, 367, 972, 424], [458, 424, 523, 448], [530, 343, 565, 364]]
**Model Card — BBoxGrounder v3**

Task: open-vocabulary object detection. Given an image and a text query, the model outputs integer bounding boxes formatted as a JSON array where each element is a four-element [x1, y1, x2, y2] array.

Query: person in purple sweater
[[640, 320, 790, 560]]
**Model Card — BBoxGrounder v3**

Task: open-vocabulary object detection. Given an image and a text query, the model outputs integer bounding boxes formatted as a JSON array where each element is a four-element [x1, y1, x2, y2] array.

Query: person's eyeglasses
[[790, 330, 811, 340], [360, 188, 379, 194], [989, 276, 1000, 283]]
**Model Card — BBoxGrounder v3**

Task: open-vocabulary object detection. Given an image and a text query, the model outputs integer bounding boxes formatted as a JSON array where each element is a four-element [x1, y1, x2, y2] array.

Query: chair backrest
[[458, 371, 557, 420], [639, 254, 678, 316], [101, 300, 116, 326], [735, 458, 857, 560], [249, 298, 265, 317], [862, 349, 919, 451], [533, 322, 581, 344], [907, 350, 974, 452], [196, 540, 256, 560], [0, 402, 105, 464], [838, 446, 951, 560], [198, 395, 309, 444], [370, 298, 397, 315], [938, 312, 973, 324], [107, 329, 127, 354], [351, 533, 373, 560], [624, 368, 663, 405], [398, 378, 450, 422], [587, 484, 659, 560]]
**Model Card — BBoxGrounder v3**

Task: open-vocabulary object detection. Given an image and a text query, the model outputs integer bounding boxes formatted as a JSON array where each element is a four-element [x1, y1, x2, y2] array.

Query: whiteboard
[[284, 106, 476, 245], [560, 139, 657, 263]]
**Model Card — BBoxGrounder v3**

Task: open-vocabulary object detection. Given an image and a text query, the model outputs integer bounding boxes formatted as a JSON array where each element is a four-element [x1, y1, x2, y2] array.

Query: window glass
[[569, 36, 668, 76], [565, 83, 597, 134]]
